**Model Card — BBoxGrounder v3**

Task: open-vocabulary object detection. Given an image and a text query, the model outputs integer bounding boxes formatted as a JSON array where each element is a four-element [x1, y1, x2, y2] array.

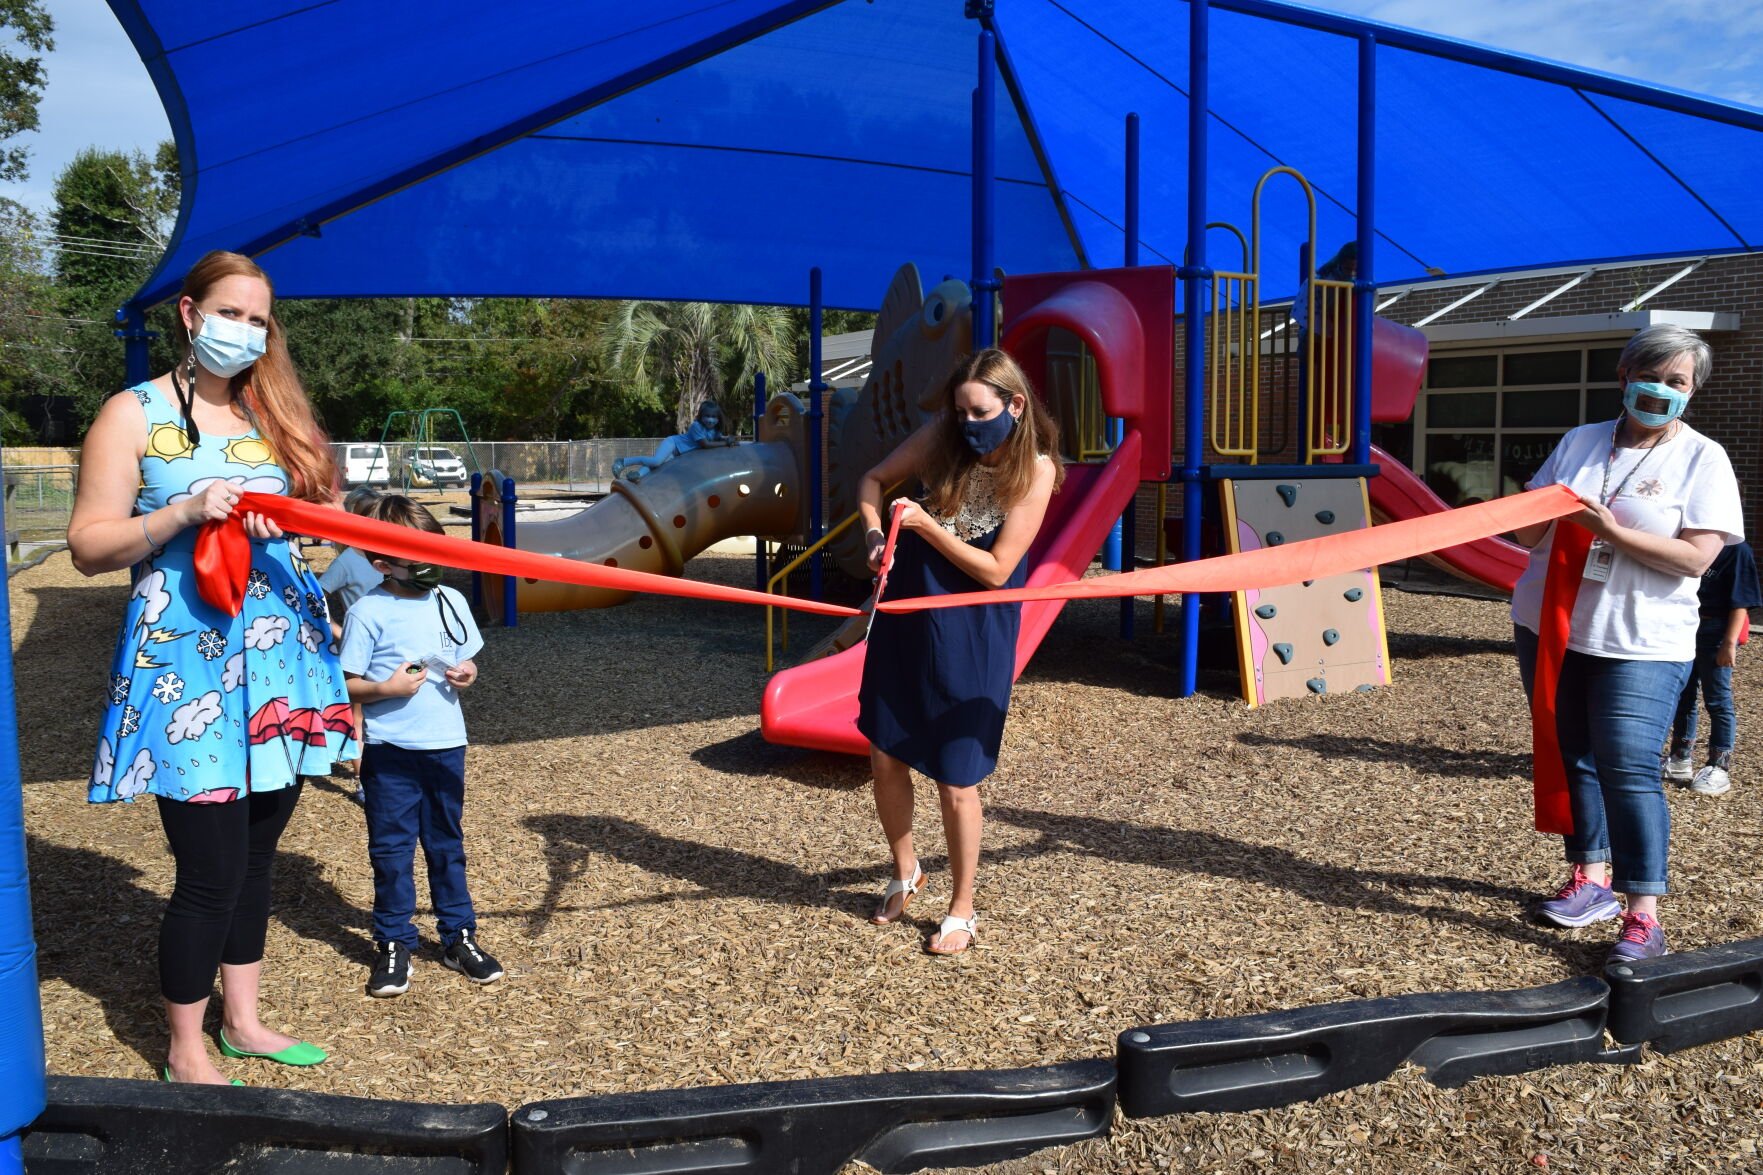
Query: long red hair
[[178, 251, 336, 501], [920, 349, 1064, 517]]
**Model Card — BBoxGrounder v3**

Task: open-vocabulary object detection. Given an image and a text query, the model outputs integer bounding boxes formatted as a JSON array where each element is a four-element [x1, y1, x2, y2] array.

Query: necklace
[[1599, 417, 1673, 506]]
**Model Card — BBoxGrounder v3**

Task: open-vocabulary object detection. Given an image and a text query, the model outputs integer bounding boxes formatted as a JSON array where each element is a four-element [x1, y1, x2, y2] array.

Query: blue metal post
[[469, 471, 484, 611], [1113, 112, 1140, 634], [500, 476, 518, 628], [807, 271, 825, 601], [1295, 241, 1311, 459], [1352, 33, 1376, 468], [114, 305, 153, 385], [1178, 0, 1211, 697], [753, 371, 768, 593], [0, 448, 47, 1159], [971, 30, 997, 349]]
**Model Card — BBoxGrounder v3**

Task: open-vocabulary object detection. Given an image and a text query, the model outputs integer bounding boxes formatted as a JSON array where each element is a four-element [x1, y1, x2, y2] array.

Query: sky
[[4, 0, 1762, 220]]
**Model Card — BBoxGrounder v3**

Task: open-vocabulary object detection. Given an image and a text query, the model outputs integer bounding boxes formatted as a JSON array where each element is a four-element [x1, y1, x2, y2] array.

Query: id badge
[[1584, 540, 1614, 583]]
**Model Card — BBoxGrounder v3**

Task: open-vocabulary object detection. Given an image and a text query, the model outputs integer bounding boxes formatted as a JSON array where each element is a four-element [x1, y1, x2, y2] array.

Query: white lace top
[[932, 454, 1049, 542]]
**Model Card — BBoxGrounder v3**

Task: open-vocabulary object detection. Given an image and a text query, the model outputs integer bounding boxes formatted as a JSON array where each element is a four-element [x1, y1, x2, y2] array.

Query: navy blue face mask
[[961, 408, 1018, 456]]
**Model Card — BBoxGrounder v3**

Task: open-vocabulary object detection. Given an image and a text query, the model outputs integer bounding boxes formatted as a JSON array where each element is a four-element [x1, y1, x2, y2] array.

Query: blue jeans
[[1670, 616, 1736, 755], [361, 743, 476, 949], [1514, 626, 1690, 896]]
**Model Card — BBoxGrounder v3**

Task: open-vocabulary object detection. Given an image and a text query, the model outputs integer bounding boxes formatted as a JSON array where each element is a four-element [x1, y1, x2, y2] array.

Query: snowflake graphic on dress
[[246, 569, 271, 600], [282, 585, 302, 611], [108, 673, 131, 705], [132, 388, 152, 406], [151, 671, 186, 704], [305, 591, 327, 621], [196, 628, 227, 660], [118, 705, 142, 738]]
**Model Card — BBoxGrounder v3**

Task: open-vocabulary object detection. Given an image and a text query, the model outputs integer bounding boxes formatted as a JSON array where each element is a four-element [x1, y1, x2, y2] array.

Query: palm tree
[[602, 301, 796, 433]]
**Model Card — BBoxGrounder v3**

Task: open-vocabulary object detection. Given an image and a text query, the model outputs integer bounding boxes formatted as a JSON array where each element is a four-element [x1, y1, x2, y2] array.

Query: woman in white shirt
[[1509, 325, 1744, 964]]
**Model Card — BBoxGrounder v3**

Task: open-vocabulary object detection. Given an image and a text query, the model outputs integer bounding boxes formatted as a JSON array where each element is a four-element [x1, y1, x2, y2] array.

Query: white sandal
[[927, 913, 977, 956], [870, 862, 923, 925]]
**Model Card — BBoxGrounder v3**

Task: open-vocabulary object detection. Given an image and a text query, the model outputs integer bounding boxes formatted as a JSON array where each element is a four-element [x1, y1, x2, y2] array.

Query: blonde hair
[[920, 349, 1064, 517], [178, 251, 336, 501]]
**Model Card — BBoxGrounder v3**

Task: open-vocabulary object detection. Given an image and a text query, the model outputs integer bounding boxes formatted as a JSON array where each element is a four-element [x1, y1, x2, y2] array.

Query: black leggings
[[155, 784, 302, 1005]]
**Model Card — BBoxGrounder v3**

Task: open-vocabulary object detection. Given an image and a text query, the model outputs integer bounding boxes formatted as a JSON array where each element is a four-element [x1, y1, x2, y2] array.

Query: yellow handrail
[[764, 479, 905, 672], [1307, 278, 1354, 459]]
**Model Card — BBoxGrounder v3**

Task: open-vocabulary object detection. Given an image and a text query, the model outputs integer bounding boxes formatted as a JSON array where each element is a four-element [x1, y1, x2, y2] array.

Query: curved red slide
[[760, 432, 1143, 755], [1367, 443, 1529, 591]]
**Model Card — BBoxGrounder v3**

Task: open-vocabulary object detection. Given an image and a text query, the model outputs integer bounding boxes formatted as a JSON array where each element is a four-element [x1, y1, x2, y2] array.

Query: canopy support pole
[[116, 306, 153, 386], [1111, 112, 1140, 635], [754, 371, 768, 593], [972, 28, 997, 350], [1177, 0, 1211, 697], [808, 269, 825, 600], [1352, 33, 1376, 468]]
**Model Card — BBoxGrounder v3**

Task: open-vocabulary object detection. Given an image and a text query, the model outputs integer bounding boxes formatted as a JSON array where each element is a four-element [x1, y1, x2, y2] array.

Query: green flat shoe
[[217, 1030, 328, 1067], [162, 1065, 244, 1086]]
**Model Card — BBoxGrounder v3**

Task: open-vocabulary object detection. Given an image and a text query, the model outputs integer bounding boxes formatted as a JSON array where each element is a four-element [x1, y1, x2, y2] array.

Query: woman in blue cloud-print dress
[[69, 251, 354, 1085]]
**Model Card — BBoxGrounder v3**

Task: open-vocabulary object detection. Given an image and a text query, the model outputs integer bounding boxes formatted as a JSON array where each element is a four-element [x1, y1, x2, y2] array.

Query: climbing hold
[[1322, 629, 1340, 646], [1302, 580, 1314, 588], [1266, 532, 1286, 546], [1275, 484, 1298, 507], [1306, 677, 1327, 694], [1354, 684, 1377, 693], [1344, 587, 1364, 602], [1272, 643, 1294, 665], [1316, 510, 1336, 524], [1255, 604, 1277, 619]]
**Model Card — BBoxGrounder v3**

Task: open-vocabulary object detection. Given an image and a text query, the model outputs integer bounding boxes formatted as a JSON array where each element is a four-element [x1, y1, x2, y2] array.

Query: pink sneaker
[[1537, 865, 1621, 928]]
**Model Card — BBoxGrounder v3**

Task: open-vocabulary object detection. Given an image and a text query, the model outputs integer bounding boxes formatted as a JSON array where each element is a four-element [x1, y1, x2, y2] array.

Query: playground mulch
[[13, 546, 1763, 1175]]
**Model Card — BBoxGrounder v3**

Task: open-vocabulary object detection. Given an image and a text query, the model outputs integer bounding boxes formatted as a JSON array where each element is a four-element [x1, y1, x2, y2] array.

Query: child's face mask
[[385, 561, 443, 592]]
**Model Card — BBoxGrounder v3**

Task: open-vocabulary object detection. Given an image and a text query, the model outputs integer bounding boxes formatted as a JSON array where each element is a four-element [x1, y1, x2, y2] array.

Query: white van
[[408, 446, 468, 488], [342, 443, 392, 487]]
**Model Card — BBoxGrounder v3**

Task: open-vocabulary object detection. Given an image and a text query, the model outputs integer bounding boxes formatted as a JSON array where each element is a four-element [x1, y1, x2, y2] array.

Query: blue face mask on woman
[[1622, 380, 1690, 429], [191, 309, 268, 378], [961, 407, 1018, 456]]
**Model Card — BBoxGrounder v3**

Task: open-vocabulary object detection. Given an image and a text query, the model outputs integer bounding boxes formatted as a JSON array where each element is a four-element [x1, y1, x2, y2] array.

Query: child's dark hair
[[363, 493, 444, 564]]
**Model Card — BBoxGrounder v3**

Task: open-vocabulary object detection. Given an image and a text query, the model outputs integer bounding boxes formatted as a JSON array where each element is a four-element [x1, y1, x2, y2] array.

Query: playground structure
[[375, 408, 481, 494]]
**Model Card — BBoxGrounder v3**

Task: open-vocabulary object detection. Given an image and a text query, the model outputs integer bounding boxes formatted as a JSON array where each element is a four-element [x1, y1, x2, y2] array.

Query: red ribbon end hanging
[[193, 516, 251, 617]]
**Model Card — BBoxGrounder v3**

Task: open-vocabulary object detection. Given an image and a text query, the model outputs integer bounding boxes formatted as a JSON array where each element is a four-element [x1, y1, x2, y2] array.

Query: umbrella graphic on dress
[[247, 696, 317, 781], [285, 707, 328, 750], [246, 697, 290, 745], [320, 701, 357, 744]]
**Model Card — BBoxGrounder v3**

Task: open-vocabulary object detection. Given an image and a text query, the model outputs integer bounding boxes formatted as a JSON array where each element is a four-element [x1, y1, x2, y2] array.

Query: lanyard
[[1598, 419, 1671, 507]]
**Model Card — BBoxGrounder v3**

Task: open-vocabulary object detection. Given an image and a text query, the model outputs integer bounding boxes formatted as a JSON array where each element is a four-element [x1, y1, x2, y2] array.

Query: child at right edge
[[1665, 538, 1762, 796], [339, 494, 502, 997]]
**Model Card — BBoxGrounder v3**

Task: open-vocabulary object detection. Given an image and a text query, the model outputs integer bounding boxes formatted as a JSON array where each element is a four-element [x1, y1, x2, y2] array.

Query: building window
[[1394, 344, 1623, 507]]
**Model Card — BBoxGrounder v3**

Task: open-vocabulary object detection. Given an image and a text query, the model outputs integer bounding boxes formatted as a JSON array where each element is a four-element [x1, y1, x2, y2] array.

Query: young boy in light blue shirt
[[338, 495, 500, 997]]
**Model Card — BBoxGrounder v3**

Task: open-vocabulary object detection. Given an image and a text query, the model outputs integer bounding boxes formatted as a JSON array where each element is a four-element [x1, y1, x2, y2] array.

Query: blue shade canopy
[[111, 0, 1763, 311]]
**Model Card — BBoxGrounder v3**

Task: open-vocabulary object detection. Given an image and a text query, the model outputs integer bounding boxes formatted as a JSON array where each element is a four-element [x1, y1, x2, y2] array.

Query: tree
[[0, 198, 61, 443], [603, 301, 796, 432], [0, 1, 52, 185]]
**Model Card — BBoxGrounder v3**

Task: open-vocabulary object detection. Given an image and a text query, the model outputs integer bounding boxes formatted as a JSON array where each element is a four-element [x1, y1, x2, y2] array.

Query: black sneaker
[[442, 928, 504, 984], [367, 940, 410, 998]]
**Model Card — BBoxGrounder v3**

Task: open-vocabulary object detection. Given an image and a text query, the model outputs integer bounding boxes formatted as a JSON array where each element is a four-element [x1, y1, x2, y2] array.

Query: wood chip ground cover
[[15, 546, 1763, 1174]]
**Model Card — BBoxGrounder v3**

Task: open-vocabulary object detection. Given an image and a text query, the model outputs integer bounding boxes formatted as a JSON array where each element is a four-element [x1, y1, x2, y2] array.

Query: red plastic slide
[[1366, 443, 1529, 591], [760, 431, 1144, 755]]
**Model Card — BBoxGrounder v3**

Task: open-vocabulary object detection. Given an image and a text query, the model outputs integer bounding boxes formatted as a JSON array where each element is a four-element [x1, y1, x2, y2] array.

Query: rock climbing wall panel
[[1221, 478, 1391, 707]]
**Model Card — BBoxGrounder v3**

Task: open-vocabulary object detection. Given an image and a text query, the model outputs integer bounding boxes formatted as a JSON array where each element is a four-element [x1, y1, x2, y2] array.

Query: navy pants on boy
[[361, 743, 476, 949]]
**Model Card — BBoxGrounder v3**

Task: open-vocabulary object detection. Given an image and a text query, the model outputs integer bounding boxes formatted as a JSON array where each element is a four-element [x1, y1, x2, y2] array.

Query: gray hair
[[1617, 324, 1713, 389], [342, 484, 383, 516]]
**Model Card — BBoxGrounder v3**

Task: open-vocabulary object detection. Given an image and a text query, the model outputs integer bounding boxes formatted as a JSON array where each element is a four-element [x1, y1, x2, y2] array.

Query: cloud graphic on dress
[[166, 474, 286, 504], [166, 691, 223, 744], [91, 737, 114, 791], [115, 749, 158, 799], [132, 569, 171, 626], [222, 652, 246, 692], [297, 620, 323, 653], [244, 615, 289, 651]]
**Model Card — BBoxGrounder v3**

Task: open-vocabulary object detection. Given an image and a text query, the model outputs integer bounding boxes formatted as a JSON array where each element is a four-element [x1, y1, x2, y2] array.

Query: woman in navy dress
[[857, 349, 1063, 955]]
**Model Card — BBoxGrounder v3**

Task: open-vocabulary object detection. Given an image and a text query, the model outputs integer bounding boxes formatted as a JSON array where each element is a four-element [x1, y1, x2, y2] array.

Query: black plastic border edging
[[1606, 934, 1763, 1053], [510, 1060, 1116, 1175], [22, 1074, 508, 1174], [1116, 976, 1614, 1117]]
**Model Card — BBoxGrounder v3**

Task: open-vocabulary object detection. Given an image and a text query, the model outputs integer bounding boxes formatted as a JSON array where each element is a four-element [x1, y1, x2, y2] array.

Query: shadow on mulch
[[1234, 731, 1533, 779], [986, 805, 1591, 965], [1385, 630, 1517, 660], [274, 852, 376, 968], [689, 729, 870, 790]]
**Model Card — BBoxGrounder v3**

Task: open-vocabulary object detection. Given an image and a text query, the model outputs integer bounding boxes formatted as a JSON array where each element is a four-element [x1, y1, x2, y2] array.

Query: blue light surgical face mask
[[1622, 380, 1690, 429], [961, 407, 1018, 456], [191, 309, 268, 378]]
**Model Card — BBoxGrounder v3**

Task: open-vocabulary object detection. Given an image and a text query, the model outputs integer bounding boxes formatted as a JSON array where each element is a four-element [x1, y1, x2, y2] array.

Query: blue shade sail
[[109, 0, 1763, 311]]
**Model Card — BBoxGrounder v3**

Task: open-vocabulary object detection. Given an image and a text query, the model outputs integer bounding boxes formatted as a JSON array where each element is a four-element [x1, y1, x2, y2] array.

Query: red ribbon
[[192, 492, 862, 621], [1531, 521, 1591, 836]]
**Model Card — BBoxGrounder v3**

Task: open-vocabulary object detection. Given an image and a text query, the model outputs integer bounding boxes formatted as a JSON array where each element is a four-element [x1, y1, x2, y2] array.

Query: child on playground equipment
[[612, 399, 738, 481], [855, 349, 1062, 956], [339, 494, 501, 997], [1664, 538, 1761, 796], [320, 484, 386, 788]]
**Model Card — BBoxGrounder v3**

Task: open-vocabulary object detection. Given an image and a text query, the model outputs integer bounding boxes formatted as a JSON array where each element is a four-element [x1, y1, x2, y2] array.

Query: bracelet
[[141, 513, 157, 548]]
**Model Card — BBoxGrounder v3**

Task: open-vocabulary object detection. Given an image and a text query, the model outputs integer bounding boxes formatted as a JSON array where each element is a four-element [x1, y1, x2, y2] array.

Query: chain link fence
[[4, 464, 80, 553], [330, 439, 671, 492]]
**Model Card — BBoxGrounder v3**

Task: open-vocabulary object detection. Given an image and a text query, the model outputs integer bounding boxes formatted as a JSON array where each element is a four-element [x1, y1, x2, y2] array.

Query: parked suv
[[342, 443, 392, 487], [407, 446, 468, 488]]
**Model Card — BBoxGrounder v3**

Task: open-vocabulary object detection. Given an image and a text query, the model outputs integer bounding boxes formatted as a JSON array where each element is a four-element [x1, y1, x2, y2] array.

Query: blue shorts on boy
[[339, 583, 485, 951]]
